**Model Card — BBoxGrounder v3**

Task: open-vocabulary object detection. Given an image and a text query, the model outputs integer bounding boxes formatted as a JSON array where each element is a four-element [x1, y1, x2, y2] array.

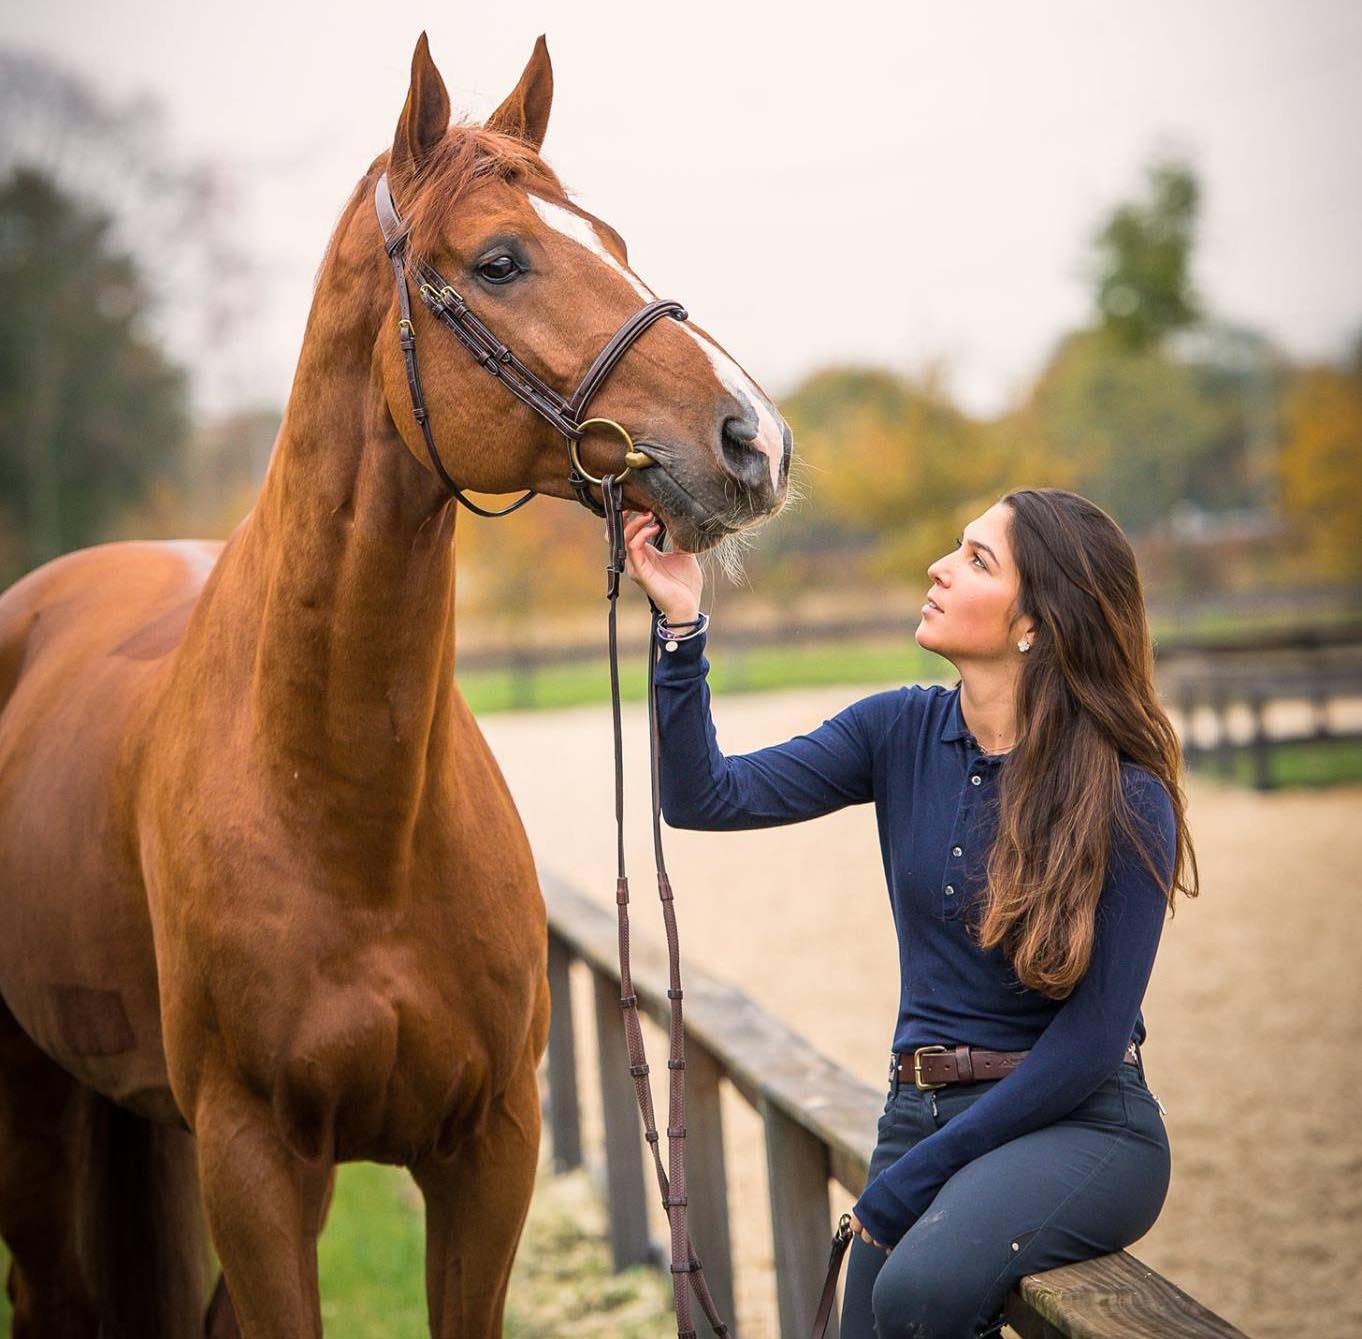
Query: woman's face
[[916, 502, 1034, 664]]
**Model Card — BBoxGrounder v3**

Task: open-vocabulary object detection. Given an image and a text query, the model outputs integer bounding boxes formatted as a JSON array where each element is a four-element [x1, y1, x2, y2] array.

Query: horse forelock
[[397, 121, 566, 261], [311, 123, 565, 300]]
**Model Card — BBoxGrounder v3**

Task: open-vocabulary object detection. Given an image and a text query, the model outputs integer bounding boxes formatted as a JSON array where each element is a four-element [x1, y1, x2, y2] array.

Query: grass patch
[[0, 1154, 673, 1335], [461, 636, 944, 713], [317, 1162, 429, 1336], [461, 608, 1362, 716], [505, 1158, 674, 1338], [1148, 604, 1362, 642], [1194, 736, 1362, 789]]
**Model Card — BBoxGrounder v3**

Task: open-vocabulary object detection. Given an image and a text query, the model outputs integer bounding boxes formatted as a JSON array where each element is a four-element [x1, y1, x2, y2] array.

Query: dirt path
[[482, 682, 1362, 1339]]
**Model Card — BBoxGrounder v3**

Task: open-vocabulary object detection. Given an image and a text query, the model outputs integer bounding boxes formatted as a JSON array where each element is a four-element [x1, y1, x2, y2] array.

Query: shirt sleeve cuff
[[852, 1177, 920, 1251], [653, 621, 709, 678]]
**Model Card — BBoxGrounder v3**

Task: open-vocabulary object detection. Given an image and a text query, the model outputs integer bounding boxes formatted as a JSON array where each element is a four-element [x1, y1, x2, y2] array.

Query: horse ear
[[390, 32, 451, 190], [485, 35, 553, 150]]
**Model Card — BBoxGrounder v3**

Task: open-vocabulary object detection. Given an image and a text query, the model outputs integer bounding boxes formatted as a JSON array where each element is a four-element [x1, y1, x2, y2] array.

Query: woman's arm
[[654, 625, 901, 830], [850, 768, 1176, 1249]]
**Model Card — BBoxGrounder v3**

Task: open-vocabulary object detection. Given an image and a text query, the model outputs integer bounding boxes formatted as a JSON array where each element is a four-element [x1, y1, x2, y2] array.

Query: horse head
[[373, 33, 792, 552]]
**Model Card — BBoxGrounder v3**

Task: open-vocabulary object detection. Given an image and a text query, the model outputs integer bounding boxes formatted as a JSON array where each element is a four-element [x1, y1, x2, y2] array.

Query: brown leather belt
[[894, 1040, 1140, 1090]]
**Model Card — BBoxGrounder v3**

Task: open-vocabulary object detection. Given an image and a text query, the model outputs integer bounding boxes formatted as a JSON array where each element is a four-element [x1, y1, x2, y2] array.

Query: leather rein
[[373, 172, 853, 1338]]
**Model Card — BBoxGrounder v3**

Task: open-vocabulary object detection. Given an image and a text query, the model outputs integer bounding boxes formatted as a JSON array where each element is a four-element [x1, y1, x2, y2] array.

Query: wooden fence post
[[592, 965, 653, 1269], [546, 934, 581, 1172], [1247, 693, 1273, 791], [685, 1042, 738, 1331], [1213, 686, 1234, 777], [762, 1093, 837, 1339], [1179, 683, 1200, 764]]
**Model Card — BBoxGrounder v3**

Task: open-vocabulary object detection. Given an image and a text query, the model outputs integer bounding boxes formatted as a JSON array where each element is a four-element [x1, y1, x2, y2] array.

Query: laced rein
[[602, 477, 729, 1339], [600, 480, 854, 1339]]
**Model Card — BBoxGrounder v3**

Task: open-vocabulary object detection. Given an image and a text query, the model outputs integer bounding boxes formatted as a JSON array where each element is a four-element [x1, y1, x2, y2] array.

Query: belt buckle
[[912, 1044, 950, 1091]]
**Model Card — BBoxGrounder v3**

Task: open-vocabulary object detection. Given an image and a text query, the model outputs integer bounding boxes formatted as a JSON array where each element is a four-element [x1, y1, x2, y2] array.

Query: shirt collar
[[939, 684, 971, 743]]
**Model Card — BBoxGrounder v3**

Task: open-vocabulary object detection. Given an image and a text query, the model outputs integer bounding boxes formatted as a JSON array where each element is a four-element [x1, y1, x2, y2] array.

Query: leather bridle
[[374, 170, 687, 518]]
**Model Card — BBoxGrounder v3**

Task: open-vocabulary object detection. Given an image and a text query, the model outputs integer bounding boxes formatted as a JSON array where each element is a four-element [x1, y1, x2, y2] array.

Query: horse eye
[[477, 255, 520, 284]]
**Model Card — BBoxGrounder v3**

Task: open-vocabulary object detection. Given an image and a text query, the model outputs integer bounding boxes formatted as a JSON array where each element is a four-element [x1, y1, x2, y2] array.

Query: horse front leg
[[412, 1055, 541, 1339], [193, 1076, 332, 1339]]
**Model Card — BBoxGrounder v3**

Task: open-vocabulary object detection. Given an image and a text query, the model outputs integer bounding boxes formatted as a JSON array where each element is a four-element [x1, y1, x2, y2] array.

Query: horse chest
[[267, 944, 537, 1166]]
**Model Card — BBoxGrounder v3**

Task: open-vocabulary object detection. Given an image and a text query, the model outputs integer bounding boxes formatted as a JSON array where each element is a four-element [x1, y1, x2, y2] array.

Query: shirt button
[[970, 775, 982, 786], [665, 640, 679, 652], [945, 885, 955, 897], [952, 846, 963, 857]]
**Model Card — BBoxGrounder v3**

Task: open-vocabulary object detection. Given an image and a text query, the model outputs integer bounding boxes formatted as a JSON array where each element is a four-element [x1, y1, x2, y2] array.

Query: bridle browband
[[373, 170, 687, 518]]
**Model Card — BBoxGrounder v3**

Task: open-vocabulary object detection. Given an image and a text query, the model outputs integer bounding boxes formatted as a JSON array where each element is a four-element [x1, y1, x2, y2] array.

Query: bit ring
[[569, 418, 656, 485]]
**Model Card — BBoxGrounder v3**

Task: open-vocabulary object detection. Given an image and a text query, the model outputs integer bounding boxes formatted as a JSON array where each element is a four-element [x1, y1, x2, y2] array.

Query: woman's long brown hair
[[973, 488, 1199, 998]]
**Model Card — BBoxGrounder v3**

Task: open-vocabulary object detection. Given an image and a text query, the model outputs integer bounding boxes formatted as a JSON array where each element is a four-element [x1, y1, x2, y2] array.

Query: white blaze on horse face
[[677, 326, 785, 491], [528, 195, 656, 303], [527, 194, 785, 492]]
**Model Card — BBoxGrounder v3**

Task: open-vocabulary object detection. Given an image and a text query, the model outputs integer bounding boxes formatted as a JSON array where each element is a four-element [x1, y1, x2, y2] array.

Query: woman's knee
[[869, 1248, 985, 1339]]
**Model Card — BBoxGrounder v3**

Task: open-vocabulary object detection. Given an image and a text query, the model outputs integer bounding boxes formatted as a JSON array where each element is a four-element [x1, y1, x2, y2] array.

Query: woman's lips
[[922, 595, 944, 615]]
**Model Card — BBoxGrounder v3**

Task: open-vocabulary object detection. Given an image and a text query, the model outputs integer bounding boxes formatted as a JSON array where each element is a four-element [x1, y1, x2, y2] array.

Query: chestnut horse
[[0, 32, 790, 1338]]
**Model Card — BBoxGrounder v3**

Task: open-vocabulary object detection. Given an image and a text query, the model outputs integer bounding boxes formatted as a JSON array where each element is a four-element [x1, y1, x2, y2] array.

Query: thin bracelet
[[656, 611, 710, 644]]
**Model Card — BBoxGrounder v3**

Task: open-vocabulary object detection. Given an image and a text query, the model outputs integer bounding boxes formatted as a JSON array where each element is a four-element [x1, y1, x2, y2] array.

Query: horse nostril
[[722, 413, 754, 450], [720, 413, 765, 481]]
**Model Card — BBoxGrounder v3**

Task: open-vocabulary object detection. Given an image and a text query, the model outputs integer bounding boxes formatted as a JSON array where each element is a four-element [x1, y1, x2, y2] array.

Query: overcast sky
[[3, 0, 1359, 417]]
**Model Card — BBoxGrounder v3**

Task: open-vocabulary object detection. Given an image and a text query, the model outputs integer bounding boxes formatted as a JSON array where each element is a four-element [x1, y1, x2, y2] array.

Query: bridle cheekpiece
[[373, 170, 687, 519]]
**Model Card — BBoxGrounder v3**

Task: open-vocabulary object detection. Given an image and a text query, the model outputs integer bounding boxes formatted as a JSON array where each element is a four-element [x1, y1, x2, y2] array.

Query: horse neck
[[233, 332, 463, 833]]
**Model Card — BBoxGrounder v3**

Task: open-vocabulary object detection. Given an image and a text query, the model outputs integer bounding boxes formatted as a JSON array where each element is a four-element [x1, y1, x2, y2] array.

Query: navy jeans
[[840, 1050, 1171, 1339]]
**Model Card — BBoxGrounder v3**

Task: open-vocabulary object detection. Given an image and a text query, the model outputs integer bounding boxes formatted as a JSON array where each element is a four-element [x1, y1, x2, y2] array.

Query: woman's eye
[[477, 255, 520, 284], [955, 537, 985, 570]]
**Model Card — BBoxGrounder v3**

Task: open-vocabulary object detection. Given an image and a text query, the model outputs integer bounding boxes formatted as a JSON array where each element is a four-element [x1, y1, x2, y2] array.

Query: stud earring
[[1018, 639, 1031, 654]]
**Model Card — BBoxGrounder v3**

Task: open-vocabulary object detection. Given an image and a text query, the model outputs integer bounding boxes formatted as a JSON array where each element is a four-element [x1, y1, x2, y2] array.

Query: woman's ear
[[390, 32, 452, 192]]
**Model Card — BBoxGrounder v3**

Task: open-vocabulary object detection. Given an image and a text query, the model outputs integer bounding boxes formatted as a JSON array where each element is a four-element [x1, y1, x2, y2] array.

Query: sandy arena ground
[[481, 682, 1362, 1339]]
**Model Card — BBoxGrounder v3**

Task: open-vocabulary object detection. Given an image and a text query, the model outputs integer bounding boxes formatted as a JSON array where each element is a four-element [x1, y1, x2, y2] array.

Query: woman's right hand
[[621, 510, 704, 625]]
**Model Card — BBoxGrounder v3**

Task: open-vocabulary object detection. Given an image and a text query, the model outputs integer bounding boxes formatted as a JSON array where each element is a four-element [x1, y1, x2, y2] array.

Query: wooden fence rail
[[541, 872, 1249, 1339]]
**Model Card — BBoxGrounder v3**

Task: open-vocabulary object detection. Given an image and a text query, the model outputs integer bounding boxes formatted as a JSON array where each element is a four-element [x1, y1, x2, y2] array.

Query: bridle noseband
[[373, 171, 687, 518]]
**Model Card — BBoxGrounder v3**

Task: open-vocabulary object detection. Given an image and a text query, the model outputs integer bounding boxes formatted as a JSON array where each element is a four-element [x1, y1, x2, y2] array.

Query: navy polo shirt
[[653, 627, 1175, 1249]]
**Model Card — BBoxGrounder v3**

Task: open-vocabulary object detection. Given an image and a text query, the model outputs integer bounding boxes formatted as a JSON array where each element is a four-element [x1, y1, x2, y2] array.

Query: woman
[[621, 487, 1198, 1339]]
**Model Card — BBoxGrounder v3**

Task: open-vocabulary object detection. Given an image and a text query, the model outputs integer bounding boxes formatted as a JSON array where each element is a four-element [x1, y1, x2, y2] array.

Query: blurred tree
[[1278, 360, 1362, 580], [772, 366, 1032, 591], [1089, 155, 1201, 352], [1004, 156, 1281, 547], [109, 406, 281, 545], [455, 496, 604, 646], [0, 48, 254, 409], [0, 167, 188, 580], [1013, 329, 1242, 533], [1347, 324, 1362, 383]]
